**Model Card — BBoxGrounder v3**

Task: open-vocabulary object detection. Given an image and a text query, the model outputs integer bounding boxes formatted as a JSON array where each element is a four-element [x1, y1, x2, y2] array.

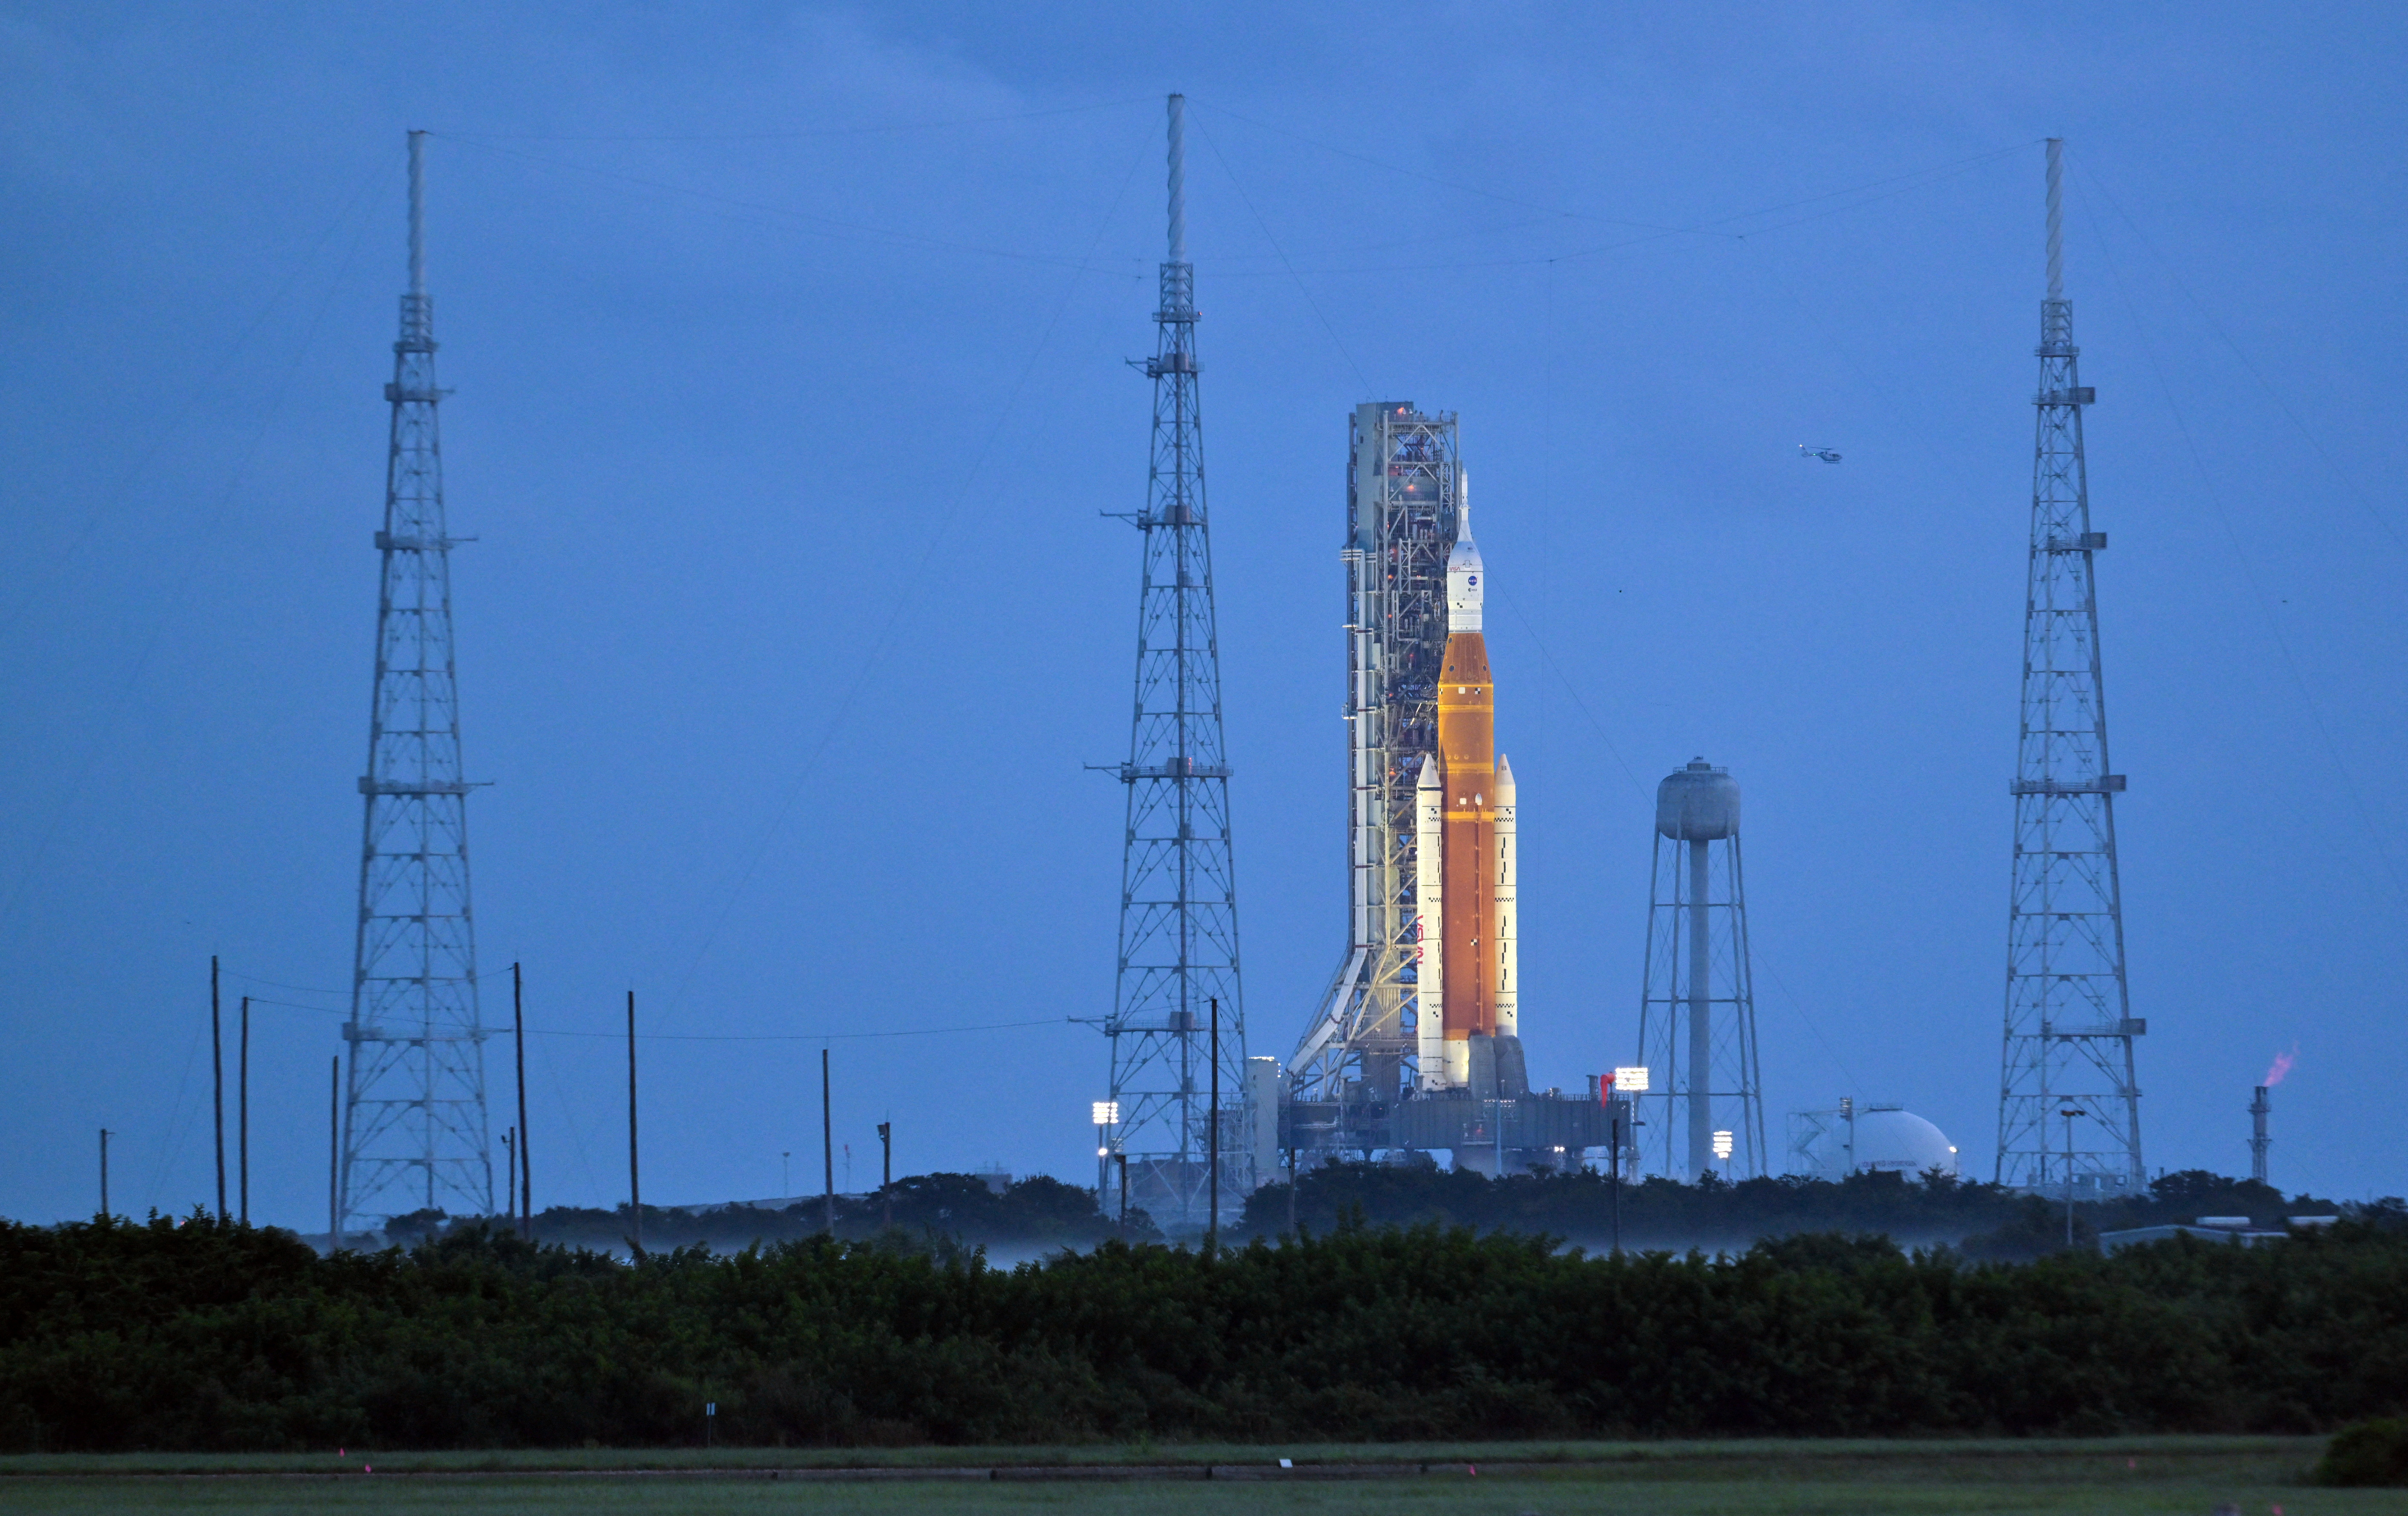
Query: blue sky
[[2, 3, 2402, 1225]]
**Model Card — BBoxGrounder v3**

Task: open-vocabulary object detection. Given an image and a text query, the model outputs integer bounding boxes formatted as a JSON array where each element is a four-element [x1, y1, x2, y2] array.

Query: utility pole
[[627, 990, 642, 1258], [2062, 1106, 2081, 1248], [98, 1128, 112, 1219], [212, 955, 226, 1223], [1207, 996, 1220, 1252], [328, 1057, 339, 1248], [501, 1129, 514, 1222], [821, 1048, 834, 1236], [877, 1123, 892, 1231], [1999, 136, 2143, 1194], [513, 963, 530, 1239], [239, 994, 251, 1225]]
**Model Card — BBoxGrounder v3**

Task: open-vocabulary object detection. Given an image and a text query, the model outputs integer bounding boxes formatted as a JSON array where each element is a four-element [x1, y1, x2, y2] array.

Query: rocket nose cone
[[1418, 753, 1443, 788], [1495, 754, 1515, 799]]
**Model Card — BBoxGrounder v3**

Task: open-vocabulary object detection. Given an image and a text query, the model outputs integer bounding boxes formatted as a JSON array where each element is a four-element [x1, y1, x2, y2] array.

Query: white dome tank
[[1656, 757, 1739, 841], [1806, 1108, 1959, 1179]]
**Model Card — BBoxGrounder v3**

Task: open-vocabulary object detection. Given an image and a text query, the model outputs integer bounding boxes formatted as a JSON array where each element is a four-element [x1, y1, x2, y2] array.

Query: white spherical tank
[[1656, 758, 1740, 841], [1807, 1108, 1959, 1179]]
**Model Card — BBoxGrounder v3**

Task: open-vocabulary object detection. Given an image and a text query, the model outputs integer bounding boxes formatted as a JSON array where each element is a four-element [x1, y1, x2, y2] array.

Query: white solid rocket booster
[[1494, 752, 1516, 1038], [1414, 752, 1445, 1089]]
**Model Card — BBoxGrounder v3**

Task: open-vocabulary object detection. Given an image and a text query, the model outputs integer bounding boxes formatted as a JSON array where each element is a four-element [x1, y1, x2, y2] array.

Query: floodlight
[[1613, 1066, 1650, 1093], [1092, 1101, 1120, 1126]]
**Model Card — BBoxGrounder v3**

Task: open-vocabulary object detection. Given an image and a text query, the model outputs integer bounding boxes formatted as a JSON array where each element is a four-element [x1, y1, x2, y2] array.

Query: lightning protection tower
[[340, 132, 492, 1234], [1633, 759, 1766, 1180], [1288, 404, 1459, 1136], [1101, 95, 1249, 1231], [1996, 138, 2144, 1197]]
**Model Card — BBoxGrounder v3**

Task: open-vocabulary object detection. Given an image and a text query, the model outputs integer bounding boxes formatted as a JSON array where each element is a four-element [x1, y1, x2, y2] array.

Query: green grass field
[[0, 1436, 2381, 1515]]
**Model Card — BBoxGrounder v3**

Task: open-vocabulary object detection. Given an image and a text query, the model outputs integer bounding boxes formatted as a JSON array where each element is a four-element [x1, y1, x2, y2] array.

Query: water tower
[[1633, 759, 1766, 1179]]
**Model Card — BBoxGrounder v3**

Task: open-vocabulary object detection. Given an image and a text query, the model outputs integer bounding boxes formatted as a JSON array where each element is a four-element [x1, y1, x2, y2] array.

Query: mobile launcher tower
[[1285, 406, 1607, 1172]]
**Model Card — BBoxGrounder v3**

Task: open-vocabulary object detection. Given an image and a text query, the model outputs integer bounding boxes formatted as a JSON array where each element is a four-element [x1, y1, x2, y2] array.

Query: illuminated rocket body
[[1419, 485, 1513, 1090]]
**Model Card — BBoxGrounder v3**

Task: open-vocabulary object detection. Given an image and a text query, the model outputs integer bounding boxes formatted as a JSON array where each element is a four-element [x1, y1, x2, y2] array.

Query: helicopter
[[1797, 445, 1842, 463]]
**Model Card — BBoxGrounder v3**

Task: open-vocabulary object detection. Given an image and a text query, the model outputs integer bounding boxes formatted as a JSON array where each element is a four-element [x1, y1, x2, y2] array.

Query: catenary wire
[[433, 133, 1149, 272], [649, 135, 1154, 1021], [2074, 157, 2405, 554], [237, 993, 1065, 1042], [1189, 112, 1372, 392], [0, 150, 394, 641], [436, 97, 1150, 143], [0, 165, 388, 936], [2075, 172, 2408, 907]]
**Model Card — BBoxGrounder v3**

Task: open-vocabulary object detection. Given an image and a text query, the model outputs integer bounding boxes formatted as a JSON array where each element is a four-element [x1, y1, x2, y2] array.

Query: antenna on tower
[[1165, 93, 1186, 268], [2044, 136, 2064, 303], [339, 130, 493, 1236], [1997, 137, 2143, 1197], [407, 129, 426, 301], [1097, 93, 1249, 1236]]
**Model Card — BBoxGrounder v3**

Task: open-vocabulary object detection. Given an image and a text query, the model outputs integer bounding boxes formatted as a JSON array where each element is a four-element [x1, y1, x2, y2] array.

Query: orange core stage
[[1437, 629, 1495, 1047]]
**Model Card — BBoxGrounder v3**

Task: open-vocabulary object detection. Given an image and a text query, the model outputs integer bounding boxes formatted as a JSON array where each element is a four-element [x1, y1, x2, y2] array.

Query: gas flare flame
[[2264, 1045, 2297, 1087]]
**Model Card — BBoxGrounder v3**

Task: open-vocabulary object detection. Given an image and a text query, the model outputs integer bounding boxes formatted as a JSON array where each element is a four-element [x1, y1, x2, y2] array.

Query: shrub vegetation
[[2, 1205, 2405, 1452]]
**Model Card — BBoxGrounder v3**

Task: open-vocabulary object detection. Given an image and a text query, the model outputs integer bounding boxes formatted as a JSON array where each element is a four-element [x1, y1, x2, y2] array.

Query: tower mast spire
[[1101, 94, 1247, 1233], [1997, 137, 2144, 1196], [340, 129, 492, 1234]]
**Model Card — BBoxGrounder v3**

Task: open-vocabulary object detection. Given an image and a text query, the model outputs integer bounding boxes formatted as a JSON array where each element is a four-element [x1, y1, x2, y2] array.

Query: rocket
[[1415, 479, 1517, 1090]]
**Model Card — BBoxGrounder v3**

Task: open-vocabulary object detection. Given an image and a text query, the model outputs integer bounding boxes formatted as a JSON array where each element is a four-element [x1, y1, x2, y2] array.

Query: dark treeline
[[4, 1209, 2406, 1452], [392, 1166, 2354, 1259], [390, 1172, 1135, 1255], [1243, 1165, 2354, 1257]]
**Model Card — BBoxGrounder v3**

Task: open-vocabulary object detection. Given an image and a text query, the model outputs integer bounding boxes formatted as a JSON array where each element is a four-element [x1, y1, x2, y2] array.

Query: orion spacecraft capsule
[[1414, 479, 1518, 1091]]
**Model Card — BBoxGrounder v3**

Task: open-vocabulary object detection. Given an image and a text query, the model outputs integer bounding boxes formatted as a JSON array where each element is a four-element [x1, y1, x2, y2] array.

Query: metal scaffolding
[[340, 131, 491, 1235], [1288, 404, 1459, 1143], [1996, 138, 2145, 1195], [1101, 95, 1249, 1231]]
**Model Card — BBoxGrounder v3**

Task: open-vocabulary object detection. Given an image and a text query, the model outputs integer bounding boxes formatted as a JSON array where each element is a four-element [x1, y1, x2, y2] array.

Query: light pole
[[1611, 1067, 1650, 1252], [1092, 1100, 1119, 1222]]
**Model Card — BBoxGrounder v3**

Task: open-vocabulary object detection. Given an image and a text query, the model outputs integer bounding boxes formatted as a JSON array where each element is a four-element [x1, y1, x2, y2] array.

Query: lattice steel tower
[[1100, 95, 1248, 1230], [340, 131, 491, 1234], [1289, 406, 1458, 1133], [1996, 138, 2143, 1195]]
